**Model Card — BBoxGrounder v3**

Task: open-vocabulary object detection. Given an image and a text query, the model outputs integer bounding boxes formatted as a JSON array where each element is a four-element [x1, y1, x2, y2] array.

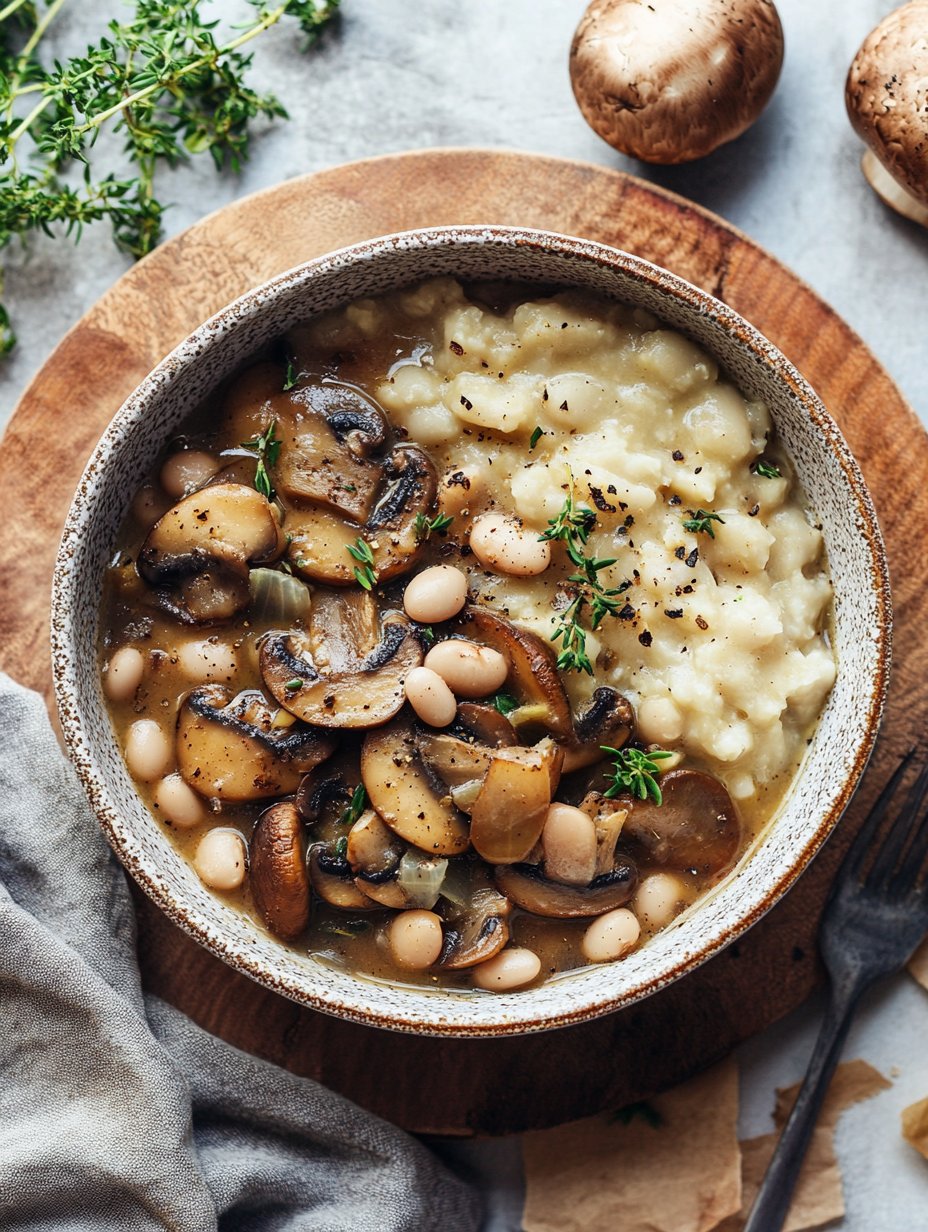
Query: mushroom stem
[[861, 149, 928, 228]]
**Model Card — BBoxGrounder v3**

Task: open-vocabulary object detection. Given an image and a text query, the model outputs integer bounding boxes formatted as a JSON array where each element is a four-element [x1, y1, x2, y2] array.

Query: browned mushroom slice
[[620, 769, 741, 875], [455, 703, 518, 748], [260, 610, 422, 729], [456, 606, 573, 738], [275, 382, 387, 521], [417, 733, 493, 793], [469, 738, 564, 865], [561, 687, 636, 773], [176, 686, 335, 801], [285, 445, 438, 586], [495, 858, 637, 919], [308, 844, 377, 910], [578, 791, 630, 877], [438, 887, 512, 969], [138, 483, 284, 623], [250, 801, 310, 940], [361, 718, 470, 856]]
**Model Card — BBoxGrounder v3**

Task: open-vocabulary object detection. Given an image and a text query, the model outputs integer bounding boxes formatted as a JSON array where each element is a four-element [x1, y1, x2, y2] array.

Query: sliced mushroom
[[285, 444, 438, 585], [308, 843, 377, 910], [469, 738, 565, 864], [619, 768, 740, 875], [455, 702, 518, 747], [138, 483, 284, 623], [275, 382, 388, 521], [578, 791, 630, 877], [360, 717, 470, 855], [438, 886, 512, 969], [260, 610, 422, 729], [346, 808, 404, 881], [250, 801, 310, 940], [176, 686, 335, 800], [495, 858, 638, 919], [561, 687, 635, 773], [456, 606, 573, 738], [417, 732, 493, 792]]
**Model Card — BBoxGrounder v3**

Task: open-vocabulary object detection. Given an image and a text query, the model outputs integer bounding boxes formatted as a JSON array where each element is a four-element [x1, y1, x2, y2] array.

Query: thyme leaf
[[241, 419, 281, 500], [601, 745, 673, 805], [682, 509, 725, 539]]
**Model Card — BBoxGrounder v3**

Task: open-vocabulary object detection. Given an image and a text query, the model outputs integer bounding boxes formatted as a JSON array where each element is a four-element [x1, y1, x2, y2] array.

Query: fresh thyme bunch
[[0, 0, 339, 353]]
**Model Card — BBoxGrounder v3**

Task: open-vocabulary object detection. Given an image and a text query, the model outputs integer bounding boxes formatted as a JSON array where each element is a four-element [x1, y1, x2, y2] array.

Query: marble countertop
[[2, 2, 926, 1228]]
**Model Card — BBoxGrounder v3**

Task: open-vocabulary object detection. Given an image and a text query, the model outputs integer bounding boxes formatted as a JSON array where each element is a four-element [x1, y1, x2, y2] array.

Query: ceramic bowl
[[51, 226, 891, 1037]]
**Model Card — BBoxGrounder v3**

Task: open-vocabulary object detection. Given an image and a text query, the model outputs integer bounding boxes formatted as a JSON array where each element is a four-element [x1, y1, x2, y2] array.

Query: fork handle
[[743, 980, 862, 1232]]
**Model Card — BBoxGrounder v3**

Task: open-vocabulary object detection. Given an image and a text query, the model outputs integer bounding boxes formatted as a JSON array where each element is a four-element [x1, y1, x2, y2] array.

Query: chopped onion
[[450, 778, 483, 812], [249, 568, 311, 623], [437, 861, 471, 908], [396, 852, 448, 909]]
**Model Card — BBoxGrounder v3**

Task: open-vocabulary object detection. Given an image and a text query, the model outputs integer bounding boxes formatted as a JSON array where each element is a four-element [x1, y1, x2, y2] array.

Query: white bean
[[160, 449, 221, 499], [124, 719, 172, 781], [637, 697, 684, 744], [193, 828, 247, 891], [131, 484, 170, 528], [634, 872, 689, 929], [542, 803, 598, 886], [472, 947, 541, 991], [403, 565, 469, 623], [424, 639, 508, 698], [388, 910, 444, 970], [175, 638, 238, 683], [581, 908, 641, 963], [469, 513, 551, 577], [153, 773, 205, 829], [103, 646, 145, 702], [404, 667, 457, 727]]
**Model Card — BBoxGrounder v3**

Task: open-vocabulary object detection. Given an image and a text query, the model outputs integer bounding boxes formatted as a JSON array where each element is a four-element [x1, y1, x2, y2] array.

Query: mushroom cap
[[846, 0, 928, 212], [569, 0, 784, 164], [250, 801, 311, 940]]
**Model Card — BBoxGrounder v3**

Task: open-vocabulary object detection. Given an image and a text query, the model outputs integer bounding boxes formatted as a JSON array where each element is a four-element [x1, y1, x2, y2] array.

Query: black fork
[[745, 751, 928, 1232]]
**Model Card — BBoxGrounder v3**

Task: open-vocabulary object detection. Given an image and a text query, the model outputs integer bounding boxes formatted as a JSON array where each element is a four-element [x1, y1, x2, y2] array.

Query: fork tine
[[869, 755, 928, 888], [889, 765, 928, 894], [840, 749, 915, 880]]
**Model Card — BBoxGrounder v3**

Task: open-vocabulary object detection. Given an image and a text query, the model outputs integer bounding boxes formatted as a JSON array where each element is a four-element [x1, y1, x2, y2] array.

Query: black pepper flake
[[460, 395, 473, 411], [694, 466, 702, 474], [543, 387, 549, 401], [748, 503, 760, 517], [685, 547, 699, 568], [696, 615, 709, 630], [449, 340, 464, 356], [624, 514, 635, 527], [615, 526, 628, 537], [588, 485, 616, 513], [559, 400, 569, 411], [665, 608, 684, 619], [682, 584, 693, 594], [638, 630, 653, 647], [618, 603, 636, 621], [674, 546, 686, 560], [672, 449, 684, 461], [446, 470, 471, 490], [607, 484, 617, 495], [669, 494, 682, 506]]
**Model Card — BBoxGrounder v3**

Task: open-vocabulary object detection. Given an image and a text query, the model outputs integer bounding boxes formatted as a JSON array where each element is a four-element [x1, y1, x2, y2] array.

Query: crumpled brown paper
[[902, 1095, 928, 1161], [716, 1059, 890, 1232], [907, 938, 928, 992], [522, 1057, 741, 1232]]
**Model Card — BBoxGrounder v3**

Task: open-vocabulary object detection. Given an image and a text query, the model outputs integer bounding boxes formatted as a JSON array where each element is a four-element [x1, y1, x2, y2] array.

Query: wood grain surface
[[1, 150, 921, 1135]]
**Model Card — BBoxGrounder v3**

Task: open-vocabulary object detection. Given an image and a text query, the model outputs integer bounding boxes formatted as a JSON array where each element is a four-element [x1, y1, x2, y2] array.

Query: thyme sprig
[[347, 535, 378, 590], [682, 509, 725, 539], [752, 459, 781, 479], [0, 0, 339, 352], [540, 481, 627, 675], [241, 418, 281, 500], [414, 511, 454, 542], [337, 783, 367, 829], [602, 745, 673, 806]]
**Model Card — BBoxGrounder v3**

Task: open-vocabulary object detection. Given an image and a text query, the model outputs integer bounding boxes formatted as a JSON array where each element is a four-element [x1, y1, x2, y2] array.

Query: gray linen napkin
[[0, 673, 482, 1232]]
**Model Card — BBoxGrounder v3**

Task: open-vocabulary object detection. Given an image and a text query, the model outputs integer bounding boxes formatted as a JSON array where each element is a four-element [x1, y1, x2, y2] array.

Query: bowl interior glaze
[[51, 227, 891, 1036]]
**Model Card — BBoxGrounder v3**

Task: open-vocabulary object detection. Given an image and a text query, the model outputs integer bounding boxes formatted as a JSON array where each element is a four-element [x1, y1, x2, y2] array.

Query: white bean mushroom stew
[[100, 278, 837, 992]]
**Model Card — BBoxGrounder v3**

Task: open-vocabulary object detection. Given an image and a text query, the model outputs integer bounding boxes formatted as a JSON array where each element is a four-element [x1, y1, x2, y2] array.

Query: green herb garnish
[[491, 691, 519, 716], [529, 425, 545, 450], [540, 480, 628, 674], [414, 511, 454, 542], [333, 835, 348, 859], [241, 419, 281, 501], [347, 536, 378, 590], [0, 0, 340, 355], [682, 509, 725, 539], [337, 783, 367, 829], [752, 459, 781, 479], [283, 359, 298, 391], [601, 745, 673, 805], [284, 677, 303, 692]]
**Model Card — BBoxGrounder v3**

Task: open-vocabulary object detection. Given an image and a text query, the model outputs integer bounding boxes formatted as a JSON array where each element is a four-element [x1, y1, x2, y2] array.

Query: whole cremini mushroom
[[846, 1, 928, 227], [569, 0, 784, 164]]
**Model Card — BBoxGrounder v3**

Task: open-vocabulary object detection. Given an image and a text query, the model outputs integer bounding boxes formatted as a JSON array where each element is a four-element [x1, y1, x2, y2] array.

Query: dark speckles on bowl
[[49, 227, 891, 1037]]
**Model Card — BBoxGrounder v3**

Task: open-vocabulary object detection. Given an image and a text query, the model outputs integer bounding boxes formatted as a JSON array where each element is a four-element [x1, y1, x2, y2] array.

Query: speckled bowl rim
[[52, 226, 892, 1037]]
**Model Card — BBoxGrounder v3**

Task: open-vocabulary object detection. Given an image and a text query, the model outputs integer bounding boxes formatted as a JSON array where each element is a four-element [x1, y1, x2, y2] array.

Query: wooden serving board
[[1, 150, 922, 1136]]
